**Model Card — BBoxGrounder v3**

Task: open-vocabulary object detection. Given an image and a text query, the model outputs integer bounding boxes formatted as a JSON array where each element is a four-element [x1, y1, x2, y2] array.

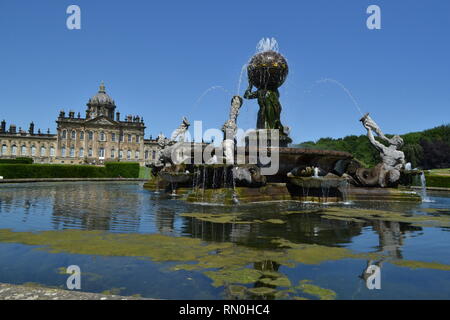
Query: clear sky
[[0, 0, 449, 143]]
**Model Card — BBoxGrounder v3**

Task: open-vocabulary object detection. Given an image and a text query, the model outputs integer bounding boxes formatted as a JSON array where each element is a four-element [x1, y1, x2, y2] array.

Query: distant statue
[[171, 117, 190, 142], [356, 114, 406, 187], [222, 96, 243, 164], [157, 117, 191, 168]]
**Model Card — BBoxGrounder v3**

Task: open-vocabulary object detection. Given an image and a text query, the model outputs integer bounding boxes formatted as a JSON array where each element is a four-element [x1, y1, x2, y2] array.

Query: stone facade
[[0, 83, 161, 166]]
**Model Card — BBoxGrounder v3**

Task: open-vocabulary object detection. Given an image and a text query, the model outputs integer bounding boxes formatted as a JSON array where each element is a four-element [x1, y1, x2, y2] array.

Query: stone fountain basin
[[237, 147, 353, 182], [158, 172, 193, 184], [288, 176, 348, 189]]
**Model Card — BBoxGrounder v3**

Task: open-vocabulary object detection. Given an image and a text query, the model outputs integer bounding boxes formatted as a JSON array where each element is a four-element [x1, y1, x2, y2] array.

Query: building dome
[[87, 82, 115, 107]]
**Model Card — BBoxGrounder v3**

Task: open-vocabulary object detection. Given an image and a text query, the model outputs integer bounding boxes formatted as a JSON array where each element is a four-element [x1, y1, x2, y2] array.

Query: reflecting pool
[[0, 182, 449, 299]]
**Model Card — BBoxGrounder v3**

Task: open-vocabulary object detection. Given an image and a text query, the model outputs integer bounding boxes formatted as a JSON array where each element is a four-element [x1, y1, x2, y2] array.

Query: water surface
[[0, 182, 449, 299]]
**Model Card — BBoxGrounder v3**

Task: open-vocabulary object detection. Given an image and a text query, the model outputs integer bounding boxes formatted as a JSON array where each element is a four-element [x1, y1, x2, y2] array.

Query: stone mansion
[[0, 83, 160, 166]]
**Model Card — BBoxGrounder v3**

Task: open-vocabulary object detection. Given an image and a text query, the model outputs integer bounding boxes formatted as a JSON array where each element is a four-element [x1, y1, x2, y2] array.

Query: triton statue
[[356, 113, 406, 187]]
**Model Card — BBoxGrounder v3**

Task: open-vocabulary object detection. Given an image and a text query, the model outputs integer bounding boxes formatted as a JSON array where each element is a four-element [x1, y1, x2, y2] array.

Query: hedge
[[0, 157, 33, 164], [424, 174, 450, 189], [0, 162, 140, 179], [104, 162, 140, 178]]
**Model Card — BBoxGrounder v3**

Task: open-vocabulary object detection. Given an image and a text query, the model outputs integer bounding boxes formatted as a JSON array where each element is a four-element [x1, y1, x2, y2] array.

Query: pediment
[[85, 116, 118, 126]]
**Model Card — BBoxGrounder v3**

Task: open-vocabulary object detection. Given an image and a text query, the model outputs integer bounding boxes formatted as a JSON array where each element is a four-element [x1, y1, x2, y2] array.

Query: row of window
[[61, 130, 141, 143], [1, 144, 157, 160], [1, 145, 55, 157]]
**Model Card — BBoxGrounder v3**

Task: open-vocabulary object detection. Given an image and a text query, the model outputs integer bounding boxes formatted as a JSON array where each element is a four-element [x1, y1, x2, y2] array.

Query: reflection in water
[[0, 182, 449, 299]]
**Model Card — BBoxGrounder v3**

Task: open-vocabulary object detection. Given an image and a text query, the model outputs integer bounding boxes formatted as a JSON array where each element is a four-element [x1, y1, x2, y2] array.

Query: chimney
[[29, 122, 35, 135], [116, 112, 120, 121], [69, 111, 75, 118], [59, 110, 65, 118], [9, 124, 16, 134], [1, 120, 5, 133]]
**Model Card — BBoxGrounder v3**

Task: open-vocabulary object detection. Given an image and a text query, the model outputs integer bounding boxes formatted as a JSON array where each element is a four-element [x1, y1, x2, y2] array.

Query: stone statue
[[222, 96, 243, 164], [171, 116, 190, 142], [356, 114, 406, 187]]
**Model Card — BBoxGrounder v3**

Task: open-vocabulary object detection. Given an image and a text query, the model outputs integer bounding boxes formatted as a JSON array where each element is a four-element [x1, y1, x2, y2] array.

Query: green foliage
[[295, 124, 450, 169], [0, 157, 33, 164], [104, 162, 140, 178], [0, 162, 140, 179]]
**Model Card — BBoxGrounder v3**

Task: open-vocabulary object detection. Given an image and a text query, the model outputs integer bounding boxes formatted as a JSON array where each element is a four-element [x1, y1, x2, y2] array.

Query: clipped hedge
[[0, 162, 140, 179], [105, 162, 140, 178], [425, 174, 450, 189], [0, 157, 33, 164]]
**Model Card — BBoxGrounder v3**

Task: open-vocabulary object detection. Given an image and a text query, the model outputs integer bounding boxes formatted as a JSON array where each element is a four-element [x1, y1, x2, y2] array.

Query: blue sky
[[0, 0, 449, 143]]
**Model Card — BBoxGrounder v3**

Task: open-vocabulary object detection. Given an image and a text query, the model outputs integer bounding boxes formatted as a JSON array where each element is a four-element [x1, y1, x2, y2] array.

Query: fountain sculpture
[[144, 38, 422, 204]]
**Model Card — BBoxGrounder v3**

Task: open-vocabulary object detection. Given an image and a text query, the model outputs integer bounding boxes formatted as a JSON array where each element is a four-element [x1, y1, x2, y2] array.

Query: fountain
[[144, 38, 422, 204]]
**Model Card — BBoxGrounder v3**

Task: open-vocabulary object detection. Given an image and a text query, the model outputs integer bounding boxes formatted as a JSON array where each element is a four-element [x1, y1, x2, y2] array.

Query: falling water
[[316, 78, 364, 116], [236, 64, 248, 95], [420, 172, 432, 203], [313, 167, 319, 178]]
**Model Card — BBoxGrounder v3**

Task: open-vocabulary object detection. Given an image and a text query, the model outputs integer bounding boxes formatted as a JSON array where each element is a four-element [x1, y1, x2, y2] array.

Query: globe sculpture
[[247, 50, 289, 91]]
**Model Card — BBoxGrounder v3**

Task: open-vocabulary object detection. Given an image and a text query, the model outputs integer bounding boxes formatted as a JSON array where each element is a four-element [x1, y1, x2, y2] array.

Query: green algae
[[180, 213, 259, 224], [390, 259, 450, 271], [264, 219, 286, 224], [247, 287, 278, 295], [321, 215, 366, 223], [296, 280, 336, 300], [204, 268, 262, 287], [259, 276, 291, 287], [2, 228, 449, 299], [322, 208, 450, 228], [0, 229, 232, 262]]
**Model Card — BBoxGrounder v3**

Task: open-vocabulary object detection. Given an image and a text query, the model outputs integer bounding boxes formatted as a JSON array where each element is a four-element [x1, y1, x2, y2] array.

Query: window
[[127, 150, 131, 159], [40, 146, 46, 157], [119, 150, 123, 159], [120, 134, 124, 142], [70, 147, 75, 158], [11, 145, 17, 156], [61, 147, 66, 157], [88, 148, 93, 157], [111, 149, 115, 158], [135, 151, 140, 159], [21, 146, 27, 156], [79, 148, 84, 158], [128, 134, 132, 142], [136, 135, 140, 143], [71, 131, 76, 140], [62, 130, 67, 139], [145, 150, 149, 159], [111, 133, 116, 142], [152, 150, 156, 160], [31, 146, 36, 156], [99, 148, 105, 158], [50, 147, 55, 157], [100, 132, 105, 141], [88, 131, 93, 140], [1, 145, 7, 155], [80, 131, 84, 140]]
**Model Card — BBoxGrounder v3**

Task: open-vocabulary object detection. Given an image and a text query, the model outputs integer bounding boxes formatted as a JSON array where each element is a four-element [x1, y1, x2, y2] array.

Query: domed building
[[0, 82, 160, 166]]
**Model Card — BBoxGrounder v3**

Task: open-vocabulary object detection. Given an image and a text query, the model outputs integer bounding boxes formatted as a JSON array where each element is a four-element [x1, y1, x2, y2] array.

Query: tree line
[[294, 124, 450, 169]]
